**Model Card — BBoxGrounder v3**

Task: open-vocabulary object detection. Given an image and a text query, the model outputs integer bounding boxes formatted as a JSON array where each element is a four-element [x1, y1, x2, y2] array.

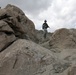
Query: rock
[[0, 32, 16, 52], [0, 20, 14, 33], [0, 9, 8, 20], [5, 4, 25, 16], [49, 28, 76, 50], [0, 20, 16, 51], [0, 4, 38, 42], [0, 39, 54, 75], [68, 66, 76, 75], [54, 48, 76, 75], [0, 4, 76, 75], [4, 4, 38, 42], [3, 17, 26, 36], [35, 30, 52, 44], [53, 61, 70, 73]]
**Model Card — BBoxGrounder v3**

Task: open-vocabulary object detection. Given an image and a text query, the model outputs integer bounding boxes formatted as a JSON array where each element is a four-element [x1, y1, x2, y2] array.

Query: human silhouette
[[42, 20, 49, 38]]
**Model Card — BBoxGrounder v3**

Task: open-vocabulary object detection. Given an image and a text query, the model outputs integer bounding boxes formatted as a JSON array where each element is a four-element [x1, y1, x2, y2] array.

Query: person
[[42, 20, 49, 38]]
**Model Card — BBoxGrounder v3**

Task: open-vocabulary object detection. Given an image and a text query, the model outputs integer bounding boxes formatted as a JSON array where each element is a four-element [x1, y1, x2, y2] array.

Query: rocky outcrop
[[35, 30, 52, 43], [5, 4, 37, 40], [0, 20, 16, 52], [0, 4, 76, 75], [59, 48, 76, 75], [0, 4, 39, 51], [49, 28, 76, 50], [0, 39, 54, 75], [0, 39, 76, 75], [0, 4, 38, 42]]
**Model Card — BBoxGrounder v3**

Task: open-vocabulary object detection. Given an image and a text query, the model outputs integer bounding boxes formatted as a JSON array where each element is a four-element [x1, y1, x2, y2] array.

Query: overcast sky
[[0, 0, 76, 32]]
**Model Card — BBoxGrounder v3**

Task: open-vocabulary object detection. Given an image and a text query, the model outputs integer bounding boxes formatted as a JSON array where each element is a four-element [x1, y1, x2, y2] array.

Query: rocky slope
[[49, 28, 76, 50], [41, 28, 76, 52], [0, 39, 54, 75], [35, 30, 52, 43], [0, 4, 76, 75], [0, 4, 39, 51]]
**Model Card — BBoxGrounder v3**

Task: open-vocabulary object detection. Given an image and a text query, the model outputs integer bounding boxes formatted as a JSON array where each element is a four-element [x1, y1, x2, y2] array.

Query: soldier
[[42, 20, 49, 38]]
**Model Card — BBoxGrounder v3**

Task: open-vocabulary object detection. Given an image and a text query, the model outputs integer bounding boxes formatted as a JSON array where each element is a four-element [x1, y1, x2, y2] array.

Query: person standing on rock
[[42, 20, 49, 38]]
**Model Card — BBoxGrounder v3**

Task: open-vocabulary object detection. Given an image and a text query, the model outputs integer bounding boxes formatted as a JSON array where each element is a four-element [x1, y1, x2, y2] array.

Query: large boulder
[[0, 39, 54, 75], [0, 20, 16, 52], [48, 48, 76, 75], [49, 28, 76, 50], [5, 4, 38, 42], [55, 47, 76, 75], [0, 4, 38, 42]]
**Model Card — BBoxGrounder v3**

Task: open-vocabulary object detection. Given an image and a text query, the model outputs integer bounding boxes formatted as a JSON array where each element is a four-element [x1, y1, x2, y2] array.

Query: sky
[[0, 0, 76, 32]]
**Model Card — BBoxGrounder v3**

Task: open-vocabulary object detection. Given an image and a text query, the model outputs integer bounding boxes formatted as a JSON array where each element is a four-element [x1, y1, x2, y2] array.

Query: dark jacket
[[42, 22, 49, 29]]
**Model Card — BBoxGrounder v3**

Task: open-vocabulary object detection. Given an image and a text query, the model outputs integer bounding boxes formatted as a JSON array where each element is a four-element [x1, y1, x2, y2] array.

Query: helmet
[[44, 20, 47, 22]]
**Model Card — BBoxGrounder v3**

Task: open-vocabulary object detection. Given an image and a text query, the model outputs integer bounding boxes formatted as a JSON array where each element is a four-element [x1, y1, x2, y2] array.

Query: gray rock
[[49, 28, 76, 50], [0, 39, 54, 75], [0, 32, 16, 52], [0, 20, 14, 33], [53, 61, 71, 73], [68, 66, 76, 75], [4, 4, 38, 42], [0, 4, 38, 42], [0, 20, 16, 51]]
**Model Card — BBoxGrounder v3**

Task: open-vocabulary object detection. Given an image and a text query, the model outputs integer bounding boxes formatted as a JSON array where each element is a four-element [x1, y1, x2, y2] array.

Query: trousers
[[43, 28, 47, 38]]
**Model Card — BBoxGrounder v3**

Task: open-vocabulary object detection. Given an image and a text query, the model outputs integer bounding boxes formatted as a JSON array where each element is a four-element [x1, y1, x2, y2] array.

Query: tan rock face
[[68, 66, 76, 75], [0, 20, 14, 32], [4, 4, 37, 42], [49, 28, 76, 49], [0, 4, 39, 51], [0, 20, 16, 52], [0, 39, 53, 75], [0, 32, 16, 52], [0, 4, 38, 42], [1, 4, 76, 75]]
